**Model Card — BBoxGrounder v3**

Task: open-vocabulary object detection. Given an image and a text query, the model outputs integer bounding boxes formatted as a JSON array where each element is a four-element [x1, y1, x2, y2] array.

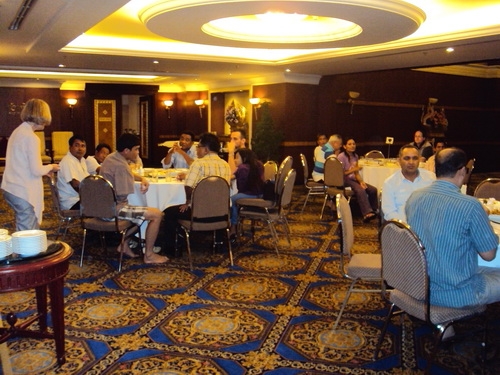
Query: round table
[[0, 242, 72, 366]]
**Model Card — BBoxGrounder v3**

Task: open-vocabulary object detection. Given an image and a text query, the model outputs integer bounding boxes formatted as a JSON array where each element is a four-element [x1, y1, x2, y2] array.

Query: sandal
[[363, 212, 377, 223]]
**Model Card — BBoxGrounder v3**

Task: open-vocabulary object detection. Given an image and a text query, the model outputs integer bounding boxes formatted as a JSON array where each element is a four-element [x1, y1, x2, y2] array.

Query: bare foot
[[117, 244, 139, 258], [144, 253, 169, 264]]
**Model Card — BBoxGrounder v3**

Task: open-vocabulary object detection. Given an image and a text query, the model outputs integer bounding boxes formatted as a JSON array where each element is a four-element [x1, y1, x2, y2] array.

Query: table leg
[[35, 285, 48, 332], [48, 278, 66, 365]]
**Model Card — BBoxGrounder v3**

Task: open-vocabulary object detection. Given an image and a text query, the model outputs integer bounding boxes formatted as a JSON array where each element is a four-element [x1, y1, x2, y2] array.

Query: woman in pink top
[[1, 99, 60, 230], [337, 137, 378, 222]]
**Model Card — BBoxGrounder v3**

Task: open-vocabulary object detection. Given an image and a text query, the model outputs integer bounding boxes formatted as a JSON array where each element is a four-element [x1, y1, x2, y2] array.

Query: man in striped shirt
[[406, 147, 500, 309]]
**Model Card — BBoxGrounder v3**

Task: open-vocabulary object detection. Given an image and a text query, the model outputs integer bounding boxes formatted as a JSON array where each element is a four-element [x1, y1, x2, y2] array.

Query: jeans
[[231, 193, 262, 225], [344, 179, 378, 216], [2, 190, 39, 231]]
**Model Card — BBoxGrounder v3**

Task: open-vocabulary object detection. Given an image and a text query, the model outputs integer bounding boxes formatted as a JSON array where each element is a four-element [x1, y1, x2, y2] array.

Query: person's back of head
[[435, 147, 467, 178], [198, 132, 219, 153], [117, 133, 140, 152], [20, 98, 52, 126]]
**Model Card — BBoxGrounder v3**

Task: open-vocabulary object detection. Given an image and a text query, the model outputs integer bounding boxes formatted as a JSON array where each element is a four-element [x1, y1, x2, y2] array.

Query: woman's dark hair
[[96, 143, 112, 153], [342, 137, 358, 162], [236, 148, 264, 191]]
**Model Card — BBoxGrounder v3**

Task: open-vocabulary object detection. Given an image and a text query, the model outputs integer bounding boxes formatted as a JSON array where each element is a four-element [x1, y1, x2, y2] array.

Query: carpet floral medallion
[[1, 183, 499, 374]]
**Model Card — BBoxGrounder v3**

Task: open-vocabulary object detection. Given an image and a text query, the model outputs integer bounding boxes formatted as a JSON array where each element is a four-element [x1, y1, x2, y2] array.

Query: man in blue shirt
[[312, 134, 342, 182], [406, 147, 500, 308], [161, 131, 197, 169]]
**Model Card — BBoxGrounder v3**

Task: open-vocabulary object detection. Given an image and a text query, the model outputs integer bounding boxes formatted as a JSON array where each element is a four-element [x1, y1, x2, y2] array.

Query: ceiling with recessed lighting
[[0, 0, 499, 91]]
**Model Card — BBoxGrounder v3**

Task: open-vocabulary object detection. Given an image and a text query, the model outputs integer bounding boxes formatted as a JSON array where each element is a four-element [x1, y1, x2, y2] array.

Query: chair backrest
[[52, 131, 74, 161], [79, 175, 118, 219], [190, 176, 230, 230], [380, 220, 427, 301], [47, 175, 63, 215], [277, 169, 297, 211], [299, 153, 309, 185], [263, 160, 278, 181], [323, 155, 345, 188], [336, 193, 354, 258], [474, 178, 500, 200], [365, 150, 385, 159], [276, 156, 293, 195], [462, 158, 475, 186]]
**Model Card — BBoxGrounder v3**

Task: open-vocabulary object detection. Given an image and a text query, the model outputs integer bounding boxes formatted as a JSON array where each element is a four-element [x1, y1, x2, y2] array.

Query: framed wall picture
[[94, 99, 116, 151]]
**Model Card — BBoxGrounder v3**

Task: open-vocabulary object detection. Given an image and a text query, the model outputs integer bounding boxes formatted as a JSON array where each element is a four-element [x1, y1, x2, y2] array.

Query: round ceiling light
[[140, 0, 426, 49], [202, 13, 362, 44]]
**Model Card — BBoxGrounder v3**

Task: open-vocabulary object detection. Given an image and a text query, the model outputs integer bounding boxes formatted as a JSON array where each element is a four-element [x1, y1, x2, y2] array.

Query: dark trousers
[[162, 205, 191, 255]]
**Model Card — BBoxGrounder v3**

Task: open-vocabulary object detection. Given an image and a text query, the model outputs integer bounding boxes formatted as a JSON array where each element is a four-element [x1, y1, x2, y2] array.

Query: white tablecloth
[[358, 161, 401, 191], [128, 180, 186, 211]]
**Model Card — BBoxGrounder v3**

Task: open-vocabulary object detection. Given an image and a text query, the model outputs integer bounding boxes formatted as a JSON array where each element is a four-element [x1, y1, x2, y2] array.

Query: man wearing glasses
[[162, 132, 231, 257], [406, 147, 500, 313]]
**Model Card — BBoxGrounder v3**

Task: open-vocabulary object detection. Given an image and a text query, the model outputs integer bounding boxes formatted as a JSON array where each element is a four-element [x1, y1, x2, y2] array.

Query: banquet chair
[[300, 153, 325, 213], [35, 131, 52, 164], [238, 169, 296, 255], [237, 156, 293, 210], [331, 193, 382, 331], [45, 175, 80, 240], [320, 156, 354, 219], [177, 176, 233, 271], [374, 220, 487, 372], [263, 160, 278, 181], [51, 131, 73, 163], [474, 178, 500, 200], [79, 175, 141, 272], [364, 150, 385, 159]]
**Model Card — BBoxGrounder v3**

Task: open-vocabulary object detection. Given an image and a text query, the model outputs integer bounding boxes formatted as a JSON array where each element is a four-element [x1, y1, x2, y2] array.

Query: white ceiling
[[0, 0, 499, 91]]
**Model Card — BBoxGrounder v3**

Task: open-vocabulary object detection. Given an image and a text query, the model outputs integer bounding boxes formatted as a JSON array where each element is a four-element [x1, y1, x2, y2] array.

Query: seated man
[[86, 143, 111, 175], [161, 131, 196, 169], [230, 129, 247, 150], [312, 134, 342, 182], [57, 135, 89, 210], [424, 138, 446, 173], [162, 132, 231, 257], [382, 144, 435, 222], [410, 130, 433, 161], [406, 147, 500, 308], [100, 133, 168, 264]]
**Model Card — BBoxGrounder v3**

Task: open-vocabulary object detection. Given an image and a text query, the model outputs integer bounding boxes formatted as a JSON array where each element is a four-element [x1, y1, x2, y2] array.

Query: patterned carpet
[[1, 179, 500, 375]]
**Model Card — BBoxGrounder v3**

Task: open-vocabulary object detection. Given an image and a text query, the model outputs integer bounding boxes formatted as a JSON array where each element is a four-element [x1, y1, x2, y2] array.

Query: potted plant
[[251, 102, 283, 162]]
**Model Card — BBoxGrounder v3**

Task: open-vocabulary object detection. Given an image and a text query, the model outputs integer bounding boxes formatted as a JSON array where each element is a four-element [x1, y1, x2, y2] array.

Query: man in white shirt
[[424, 138, 446, 173], [86, 143, 111, 175], [382, 144, 435, 222], [57, 135, 89, 210], [161, 131, 196, 169]]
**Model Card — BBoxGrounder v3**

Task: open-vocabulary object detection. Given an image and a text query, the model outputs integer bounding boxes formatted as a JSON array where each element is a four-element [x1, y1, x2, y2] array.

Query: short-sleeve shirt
[[86, 155, 100, 175], [185, 153, 231, 189], [100, 151, 135, 208], [406, 180, 498, 308], [57, 151, 89, 210], [312, 143, 334, 182]]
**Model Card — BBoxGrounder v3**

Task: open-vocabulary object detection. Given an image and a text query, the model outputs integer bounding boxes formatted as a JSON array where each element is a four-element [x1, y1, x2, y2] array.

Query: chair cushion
[[306, 180, 325, 189], [82, 218, 135, 232], [178, 219, 228, 231], [237, 198, 275, 208], [390, 289, 486, 324], [347, 253, 381, 279], [61, 209, 80, 218]]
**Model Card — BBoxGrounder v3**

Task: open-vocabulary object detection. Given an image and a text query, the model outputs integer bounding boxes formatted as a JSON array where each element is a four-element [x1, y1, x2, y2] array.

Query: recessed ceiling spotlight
[[285, 69, 291, 72], [58, 64, 66, 68], [446, 47, 454, 53], [153, 60, 159, 64]]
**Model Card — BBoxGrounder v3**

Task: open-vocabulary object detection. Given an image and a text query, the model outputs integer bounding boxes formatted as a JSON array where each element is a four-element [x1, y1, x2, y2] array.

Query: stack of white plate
[[0, 235, 12, 259], [11, 230, 47, 257]]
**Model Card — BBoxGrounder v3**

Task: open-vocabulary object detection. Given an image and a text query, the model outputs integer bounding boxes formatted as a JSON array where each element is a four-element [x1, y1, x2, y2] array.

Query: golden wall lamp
[[348, 91, 359, 114], [67, 98, 77, 118], [195, 99, 205, 118], [163, 99, 174, 118], [249, 97, 261, 120]]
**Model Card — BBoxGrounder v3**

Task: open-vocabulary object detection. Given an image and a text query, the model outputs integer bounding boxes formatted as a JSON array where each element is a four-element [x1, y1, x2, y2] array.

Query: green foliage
[[251, 102, 283, 162]]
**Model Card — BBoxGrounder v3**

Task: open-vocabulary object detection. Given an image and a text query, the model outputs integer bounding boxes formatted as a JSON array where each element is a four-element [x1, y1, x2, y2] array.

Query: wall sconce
[[163, 99, 174, 118], [428, 97, 438, 104], [249, 97, 261, 120], [348, 91, 360, 114], [195, 99, 205, 118], [67, 98, 77, 118]]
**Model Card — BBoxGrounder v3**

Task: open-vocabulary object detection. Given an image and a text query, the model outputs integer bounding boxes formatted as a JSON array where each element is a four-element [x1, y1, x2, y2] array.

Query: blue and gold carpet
[[1, 184, 499, 375]]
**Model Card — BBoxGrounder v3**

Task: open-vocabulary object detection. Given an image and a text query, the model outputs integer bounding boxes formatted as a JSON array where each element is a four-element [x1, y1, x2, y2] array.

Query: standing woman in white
[[1, 99, 60, 230]]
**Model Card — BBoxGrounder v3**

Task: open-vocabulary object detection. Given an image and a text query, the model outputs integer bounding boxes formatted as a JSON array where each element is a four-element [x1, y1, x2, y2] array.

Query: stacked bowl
[[11, 230, 47, 257], [0, 229, 12, 259]]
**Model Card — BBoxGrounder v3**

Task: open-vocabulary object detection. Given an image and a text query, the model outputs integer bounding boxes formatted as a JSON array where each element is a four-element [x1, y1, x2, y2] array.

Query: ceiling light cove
[[203, 13, 362, 44], [140, 0, 426, 49]]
